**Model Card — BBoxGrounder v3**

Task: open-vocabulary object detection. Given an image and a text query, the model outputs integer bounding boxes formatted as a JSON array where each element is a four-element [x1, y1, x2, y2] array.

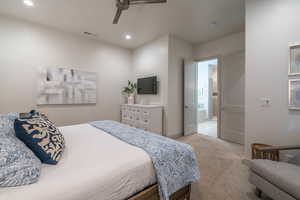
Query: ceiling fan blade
[[113, 7, 123, 24], [112, 0, 166, 24], [129, 0, 167, 5]]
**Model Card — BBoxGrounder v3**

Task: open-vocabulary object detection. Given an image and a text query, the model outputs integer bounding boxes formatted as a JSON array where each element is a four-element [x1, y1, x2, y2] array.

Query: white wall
[[0, 15, 246, 140], [132, 33, 243, 138], [0, 16, 132, 126], [245, 0, 300, 155], [193, 32, 245, 60], [132, 35, 193, 137], [168, 36, 193, 138], [132, 36, 169, 134], [132, 36, 169, 106]]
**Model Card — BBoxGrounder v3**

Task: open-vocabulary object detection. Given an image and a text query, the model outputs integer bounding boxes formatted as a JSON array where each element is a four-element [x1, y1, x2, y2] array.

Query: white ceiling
[[0, 0, 245, 49]]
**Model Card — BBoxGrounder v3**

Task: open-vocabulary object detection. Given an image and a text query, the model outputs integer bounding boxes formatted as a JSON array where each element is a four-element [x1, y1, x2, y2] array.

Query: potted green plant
[[122, 80, 137, 104]]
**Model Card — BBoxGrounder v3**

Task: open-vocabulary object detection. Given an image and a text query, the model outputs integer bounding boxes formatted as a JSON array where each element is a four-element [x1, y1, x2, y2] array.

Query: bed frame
[[128, 184, 191, 200]]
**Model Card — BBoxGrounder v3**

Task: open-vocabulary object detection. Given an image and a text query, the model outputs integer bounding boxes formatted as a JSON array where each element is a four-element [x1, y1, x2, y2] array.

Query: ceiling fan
[[113, 0, 167, 24]]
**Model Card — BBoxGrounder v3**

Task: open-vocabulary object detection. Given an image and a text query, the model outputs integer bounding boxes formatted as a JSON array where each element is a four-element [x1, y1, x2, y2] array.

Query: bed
[[0, 123, 192, 200]]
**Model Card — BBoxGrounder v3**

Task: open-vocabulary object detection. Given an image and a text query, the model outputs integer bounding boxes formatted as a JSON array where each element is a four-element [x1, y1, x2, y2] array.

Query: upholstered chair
[[245, 145, 300, 200]]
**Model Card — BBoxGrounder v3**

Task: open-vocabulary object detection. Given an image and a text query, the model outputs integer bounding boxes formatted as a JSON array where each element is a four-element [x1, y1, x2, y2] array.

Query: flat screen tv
[[137, 76, 157, 94]]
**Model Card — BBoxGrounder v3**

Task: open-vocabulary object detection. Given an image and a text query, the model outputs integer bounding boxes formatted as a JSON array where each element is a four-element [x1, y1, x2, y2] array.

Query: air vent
[[83, 32, 98, 37]]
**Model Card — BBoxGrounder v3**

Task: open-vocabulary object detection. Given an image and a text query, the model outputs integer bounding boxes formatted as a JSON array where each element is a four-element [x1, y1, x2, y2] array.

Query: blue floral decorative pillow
[[14, 112, 65, 165], [0, 113, 41, 187]]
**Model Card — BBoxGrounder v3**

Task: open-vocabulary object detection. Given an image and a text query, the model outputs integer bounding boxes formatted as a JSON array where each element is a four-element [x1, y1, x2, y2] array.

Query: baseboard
[[166, 132, 184, 139], [221, 129, 245, 145]]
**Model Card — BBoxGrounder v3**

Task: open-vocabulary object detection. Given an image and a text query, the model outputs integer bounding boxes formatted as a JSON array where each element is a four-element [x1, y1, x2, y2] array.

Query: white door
[[184, 60, 198, 136], [220, 51, 245, 144]]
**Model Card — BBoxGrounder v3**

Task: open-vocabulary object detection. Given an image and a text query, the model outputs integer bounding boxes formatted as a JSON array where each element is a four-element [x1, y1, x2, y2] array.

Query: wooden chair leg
[[185, 185, 191, 200], [255, 187, 262, 198], [185, 193, 190, 200]]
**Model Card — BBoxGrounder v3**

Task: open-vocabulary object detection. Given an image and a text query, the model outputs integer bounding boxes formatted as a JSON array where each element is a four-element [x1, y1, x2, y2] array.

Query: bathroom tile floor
[[198, 120, 217, 138]]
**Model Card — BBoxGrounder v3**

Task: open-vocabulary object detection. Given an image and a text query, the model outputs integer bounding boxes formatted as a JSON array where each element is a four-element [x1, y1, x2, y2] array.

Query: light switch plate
[[260, 97, 271, 107]]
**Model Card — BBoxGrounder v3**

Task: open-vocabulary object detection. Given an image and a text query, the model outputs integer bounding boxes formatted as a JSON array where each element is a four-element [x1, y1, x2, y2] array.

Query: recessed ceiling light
[[125, 34, 132, 40], [23, 0, 34, 7]]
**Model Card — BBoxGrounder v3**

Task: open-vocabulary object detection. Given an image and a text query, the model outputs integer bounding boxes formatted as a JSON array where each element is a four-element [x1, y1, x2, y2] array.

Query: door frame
[[194, 56, 222, 139]]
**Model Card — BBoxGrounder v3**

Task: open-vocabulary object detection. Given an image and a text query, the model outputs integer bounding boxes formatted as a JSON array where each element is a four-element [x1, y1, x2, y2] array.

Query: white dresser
[[121, 104, 163, 135]]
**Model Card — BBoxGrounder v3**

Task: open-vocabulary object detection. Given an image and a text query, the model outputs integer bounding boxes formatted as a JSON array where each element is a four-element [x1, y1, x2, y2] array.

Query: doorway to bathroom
[[184, 51, 245, 144], [197, 58, 219, 138]]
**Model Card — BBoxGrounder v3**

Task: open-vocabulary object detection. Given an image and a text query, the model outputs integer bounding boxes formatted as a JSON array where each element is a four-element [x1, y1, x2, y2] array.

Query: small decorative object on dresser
[[121, 104, 163, 135], [122, 80, 137, 105]]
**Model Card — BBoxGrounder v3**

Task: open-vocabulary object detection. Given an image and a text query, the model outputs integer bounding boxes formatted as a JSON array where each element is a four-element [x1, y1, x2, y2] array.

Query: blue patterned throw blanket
[[90, 120, 200, 200]]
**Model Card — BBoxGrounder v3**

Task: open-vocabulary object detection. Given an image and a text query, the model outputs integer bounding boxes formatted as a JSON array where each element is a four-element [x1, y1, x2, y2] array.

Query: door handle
[[184, 106, 189, 109]]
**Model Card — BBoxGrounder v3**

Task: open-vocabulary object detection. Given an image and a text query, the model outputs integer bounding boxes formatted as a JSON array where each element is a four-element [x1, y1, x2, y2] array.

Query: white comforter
[[0, 124, 156, 200]]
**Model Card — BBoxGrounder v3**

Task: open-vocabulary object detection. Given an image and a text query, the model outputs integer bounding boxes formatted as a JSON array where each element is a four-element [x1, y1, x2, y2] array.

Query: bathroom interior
[[197, 59, 218, 138]]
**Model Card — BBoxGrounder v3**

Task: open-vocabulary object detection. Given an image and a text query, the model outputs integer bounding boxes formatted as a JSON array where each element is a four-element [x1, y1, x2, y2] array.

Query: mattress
[[0, 124, 157, 200]]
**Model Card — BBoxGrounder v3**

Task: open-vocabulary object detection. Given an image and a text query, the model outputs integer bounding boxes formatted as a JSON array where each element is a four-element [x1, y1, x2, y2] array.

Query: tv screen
[[137, 76, 157, 94]]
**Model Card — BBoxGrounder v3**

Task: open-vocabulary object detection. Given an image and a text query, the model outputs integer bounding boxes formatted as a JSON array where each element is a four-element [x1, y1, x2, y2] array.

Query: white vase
[[127, 94, 135, 105]]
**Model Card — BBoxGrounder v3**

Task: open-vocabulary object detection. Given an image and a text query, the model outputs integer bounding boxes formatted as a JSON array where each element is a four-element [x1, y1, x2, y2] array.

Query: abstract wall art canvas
[[37, 67, 97, 105]]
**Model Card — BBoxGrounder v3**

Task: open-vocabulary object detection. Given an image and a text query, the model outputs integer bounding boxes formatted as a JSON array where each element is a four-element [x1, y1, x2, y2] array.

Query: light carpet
[[178, 134, 271, 200]]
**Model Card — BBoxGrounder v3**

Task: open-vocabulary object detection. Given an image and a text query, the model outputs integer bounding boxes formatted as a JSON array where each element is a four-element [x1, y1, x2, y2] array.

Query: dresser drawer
[[136, 122, 149, 131], [122, 114, 128, 120], [121, 104, 162, 135], [141, 109, 150, 116], [140, 118, 149, 124], [135, 108, 141, 114]]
